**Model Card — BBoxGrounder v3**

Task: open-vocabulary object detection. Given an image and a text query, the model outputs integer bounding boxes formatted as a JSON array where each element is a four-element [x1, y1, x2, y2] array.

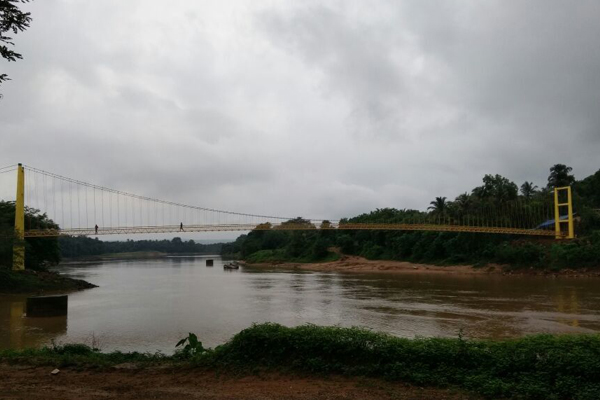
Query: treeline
[[221, 218, 337, 263], [59, 236, 223, 258], [224, 165, 600, 269], [0, 201, 60, 270]]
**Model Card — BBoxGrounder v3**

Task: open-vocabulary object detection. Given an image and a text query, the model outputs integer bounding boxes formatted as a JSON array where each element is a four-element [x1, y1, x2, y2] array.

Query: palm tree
[[547, 164, 575, 188], [454, 193, 472, 211], [428, 197, 447, 214], [520, 181, 538, 199]]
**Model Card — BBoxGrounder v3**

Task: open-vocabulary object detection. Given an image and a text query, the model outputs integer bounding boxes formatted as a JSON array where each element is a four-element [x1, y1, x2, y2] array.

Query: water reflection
[[555, 287, 580, 327], [0, 296, 67, 349], [1, 257, 600, 353]]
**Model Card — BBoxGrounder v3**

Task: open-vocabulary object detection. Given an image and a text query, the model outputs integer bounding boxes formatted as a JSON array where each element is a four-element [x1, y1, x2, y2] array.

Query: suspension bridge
[[1, 163, 575, 271]]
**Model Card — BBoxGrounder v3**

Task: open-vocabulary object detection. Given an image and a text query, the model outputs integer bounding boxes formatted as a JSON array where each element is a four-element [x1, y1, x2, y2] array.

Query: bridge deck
[[23, 223, 557, 237]]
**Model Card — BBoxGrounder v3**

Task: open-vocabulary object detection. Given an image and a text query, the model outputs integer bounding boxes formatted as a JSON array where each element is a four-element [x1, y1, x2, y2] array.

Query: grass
[[0, 343, 166, 369], [2, 323, 600, 399]]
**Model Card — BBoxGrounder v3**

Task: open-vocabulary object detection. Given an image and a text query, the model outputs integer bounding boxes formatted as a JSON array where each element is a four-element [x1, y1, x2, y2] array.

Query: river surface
[[2, 256, 600, 353]]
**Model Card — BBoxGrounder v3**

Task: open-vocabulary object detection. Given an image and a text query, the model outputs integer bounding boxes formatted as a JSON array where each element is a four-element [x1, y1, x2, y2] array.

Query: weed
[[175, 333, 206, 358]]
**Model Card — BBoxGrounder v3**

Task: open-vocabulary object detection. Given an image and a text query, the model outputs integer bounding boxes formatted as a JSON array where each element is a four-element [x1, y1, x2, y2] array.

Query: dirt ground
[[0, 365, 480, 400], [249, 255, 496, 276], [249, 254, 600, 277]]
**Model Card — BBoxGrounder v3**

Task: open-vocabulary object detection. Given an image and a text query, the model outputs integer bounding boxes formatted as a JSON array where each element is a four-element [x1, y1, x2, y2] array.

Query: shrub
[[494, 242, 545, 267], [200, 323, 600, 400]]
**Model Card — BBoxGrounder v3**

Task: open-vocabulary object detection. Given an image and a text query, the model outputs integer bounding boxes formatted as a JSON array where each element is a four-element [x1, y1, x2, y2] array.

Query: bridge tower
[[554, 186, 575, 240], [12, 164, 25, 271]]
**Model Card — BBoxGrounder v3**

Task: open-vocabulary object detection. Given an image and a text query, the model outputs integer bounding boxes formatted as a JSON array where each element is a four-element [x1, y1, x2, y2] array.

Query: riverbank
[[0, 269, 97, 294], [246, 254, 600, 277], [1, 323, 598, 400], [0, 365, 476, 400]]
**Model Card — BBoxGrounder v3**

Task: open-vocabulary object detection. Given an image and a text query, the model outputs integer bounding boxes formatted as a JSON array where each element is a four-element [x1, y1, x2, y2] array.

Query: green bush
[[200, 323, 600, 400], [245, 249, 287, 263], [4, 323, 600, 399], [175, 333, 206, 359], [494, 242, 546, 267], [361, 243, 384, 260], [589, 231, 600, 245], [549, 241, 600, 269]]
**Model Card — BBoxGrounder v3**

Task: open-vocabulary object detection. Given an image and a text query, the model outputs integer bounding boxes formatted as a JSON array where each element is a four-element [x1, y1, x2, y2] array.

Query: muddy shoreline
[[245, 255, 600, 278], [0, 269, 97, 295]]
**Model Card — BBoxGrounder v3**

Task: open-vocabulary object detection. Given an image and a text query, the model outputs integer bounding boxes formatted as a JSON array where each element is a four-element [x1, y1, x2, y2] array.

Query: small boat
[[224, 262, 240, 270]]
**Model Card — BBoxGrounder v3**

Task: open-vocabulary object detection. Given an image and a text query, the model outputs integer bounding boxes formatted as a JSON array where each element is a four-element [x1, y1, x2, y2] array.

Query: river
[[2, 256, 600, 353]]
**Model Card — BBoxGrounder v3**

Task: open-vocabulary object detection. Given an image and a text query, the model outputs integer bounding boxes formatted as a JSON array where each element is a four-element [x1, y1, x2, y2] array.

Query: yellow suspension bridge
[[1, 163, 575, 271]]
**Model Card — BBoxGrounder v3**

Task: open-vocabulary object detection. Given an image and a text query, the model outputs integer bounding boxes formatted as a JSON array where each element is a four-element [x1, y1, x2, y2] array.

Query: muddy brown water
[[1, 256, 600, 353]]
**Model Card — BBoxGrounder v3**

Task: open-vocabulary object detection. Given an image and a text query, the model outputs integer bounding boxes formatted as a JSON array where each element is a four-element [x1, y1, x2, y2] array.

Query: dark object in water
[[206, 259, 214, 267], [26, 295, 68, 317]]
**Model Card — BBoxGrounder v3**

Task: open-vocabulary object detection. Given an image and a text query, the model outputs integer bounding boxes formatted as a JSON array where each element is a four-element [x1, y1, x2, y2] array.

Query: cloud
[[1, 0, 598, 233]]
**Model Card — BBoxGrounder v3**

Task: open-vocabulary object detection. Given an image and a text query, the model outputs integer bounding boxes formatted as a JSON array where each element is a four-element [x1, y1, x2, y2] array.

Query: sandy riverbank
[[246, 255, 600, 277]]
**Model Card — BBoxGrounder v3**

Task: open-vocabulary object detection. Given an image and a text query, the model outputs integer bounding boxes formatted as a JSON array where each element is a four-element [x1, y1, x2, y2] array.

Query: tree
[[454, 193, 472, 212], [1, 0, 32, 88], [574, 169, 600, 208], [0, 200, 59, 270], [547, 164, 575, 188], [320, 220, 333, 229], [472, 174, 518, 202], [336, 234, 355, 254], [311, 237, 329, 259], [428, 197, 447, 214], [520, 181, 538, 199], [286, 231, 310, 258]]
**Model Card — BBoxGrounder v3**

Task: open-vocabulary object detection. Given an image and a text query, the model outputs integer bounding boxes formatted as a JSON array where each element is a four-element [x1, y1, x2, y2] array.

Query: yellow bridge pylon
[[554, 186, 575, 239], [12, 164, 25, 271]]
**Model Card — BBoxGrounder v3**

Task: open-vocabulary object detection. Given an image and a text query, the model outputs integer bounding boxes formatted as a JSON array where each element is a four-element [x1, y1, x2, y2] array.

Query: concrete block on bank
[[26, 295, 68, 317]]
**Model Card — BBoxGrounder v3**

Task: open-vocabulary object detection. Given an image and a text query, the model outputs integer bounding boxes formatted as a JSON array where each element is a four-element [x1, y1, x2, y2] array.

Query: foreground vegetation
[[223, 165, 600, 270], [2, 323, 599, 400]]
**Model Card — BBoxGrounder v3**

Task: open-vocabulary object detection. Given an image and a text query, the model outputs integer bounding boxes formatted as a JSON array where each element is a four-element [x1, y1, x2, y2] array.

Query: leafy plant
[[175, 333, 205, 358]]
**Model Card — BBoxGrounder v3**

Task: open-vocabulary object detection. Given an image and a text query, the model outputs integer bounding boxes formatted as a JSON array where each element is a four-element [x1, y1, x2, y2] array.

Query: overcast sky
[[1, 0, 599, 234]]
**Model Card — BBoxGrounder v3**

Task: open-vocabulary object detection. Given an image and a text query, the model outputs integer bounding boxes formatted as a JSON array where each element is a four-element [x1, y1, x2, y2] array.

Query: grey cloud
[[1, 0, 598, 228], [257, 4, 413, 140], [256, 1, 600, 190]]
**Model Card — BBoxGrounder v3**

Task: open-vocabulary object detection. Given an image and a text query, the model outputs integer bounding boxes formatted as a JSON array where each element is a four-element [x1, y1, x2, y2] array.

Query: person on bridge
[[180, 222, 184, 232], [95, 224, 98, 235]]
